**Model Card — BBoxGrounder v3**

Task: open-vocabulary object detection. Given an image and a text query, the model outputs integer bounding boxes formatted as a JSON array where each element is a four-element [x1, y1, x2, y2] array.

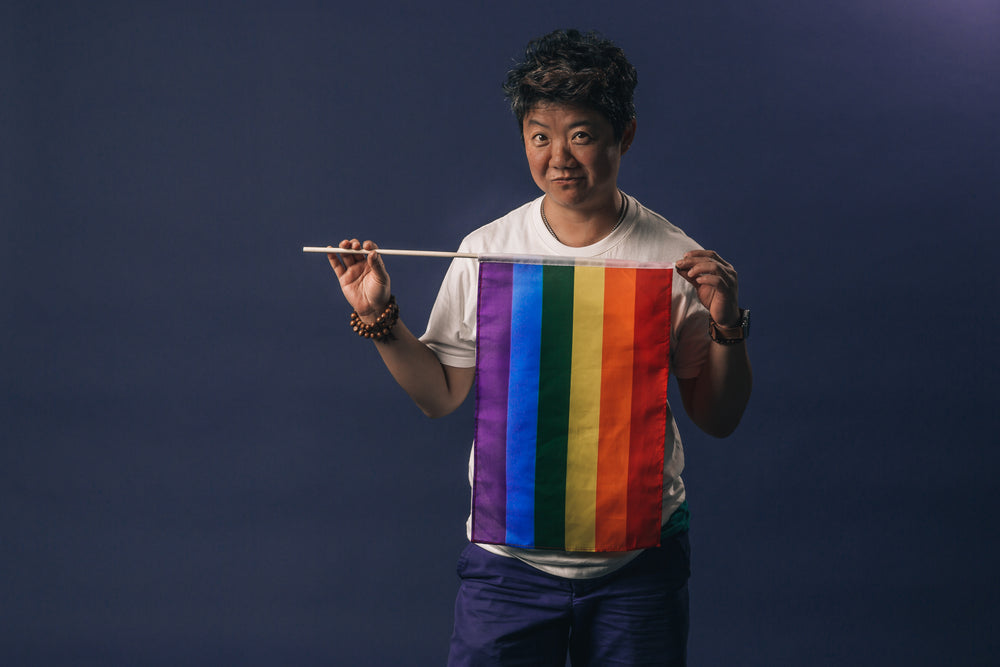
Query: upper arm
[[676, 376, 697, 423]]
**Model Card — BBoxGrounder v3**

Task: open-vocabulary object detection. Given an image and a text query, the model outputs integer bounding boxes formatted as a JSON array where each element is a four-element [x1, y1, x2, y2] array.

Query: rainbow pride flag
[[473, 256, 672, 552]]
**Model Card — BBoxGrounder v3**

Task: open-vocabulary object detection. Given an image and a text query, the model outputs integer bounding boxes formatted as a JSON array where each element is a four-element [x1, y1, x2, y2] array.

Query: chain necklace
[[540, 190, 629, 244]]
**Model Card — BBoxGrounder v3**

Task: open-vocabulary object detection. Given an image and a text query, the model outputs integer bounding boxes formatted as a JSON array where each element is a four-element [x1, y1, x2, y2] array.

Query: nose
[[550, 139, 578, 168]]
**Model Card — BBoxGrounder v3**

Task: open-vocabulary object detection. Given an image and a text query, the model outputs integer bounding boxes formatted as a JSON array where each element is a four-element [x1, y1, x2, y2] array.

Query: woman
[[329, 28, 751, 667]]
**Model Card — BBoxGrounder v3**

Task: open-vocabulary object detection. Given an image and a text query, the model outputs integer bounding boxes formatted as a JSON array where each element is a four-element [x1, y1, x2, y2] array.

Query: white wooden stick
[[303, 246, 479, 259]]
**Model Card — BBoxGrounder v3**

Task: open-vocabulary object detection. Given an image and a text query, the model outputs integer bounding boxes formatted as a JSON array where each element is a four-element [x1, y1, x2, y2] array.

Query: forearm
[[681, 341, 753, 438], [369, 319, 474, 419]]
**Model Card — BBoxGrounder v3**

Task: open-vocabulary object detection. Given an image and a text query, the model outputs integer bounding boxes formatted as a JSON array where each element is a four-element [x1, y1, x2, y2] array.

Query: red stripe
[[626, 268, 672, 548]]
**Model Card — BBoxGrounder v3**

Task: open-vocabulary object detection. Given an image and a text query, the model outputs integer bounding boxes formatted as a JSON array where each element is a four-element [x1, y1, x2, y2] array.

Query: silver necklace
[[540, 190, 629, 243]]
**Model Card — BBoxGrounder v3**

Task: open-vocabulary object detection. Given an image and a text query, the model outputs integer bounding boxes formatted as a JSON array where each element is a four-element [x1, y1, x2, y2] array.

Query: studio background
[[3, 1, 998, 665]]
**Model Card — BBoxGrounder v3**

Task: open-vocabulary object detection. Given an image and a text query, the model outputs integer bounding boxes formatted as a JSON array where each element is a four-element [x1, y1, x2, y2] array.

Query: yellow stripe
[[564, 265, 604, 550]]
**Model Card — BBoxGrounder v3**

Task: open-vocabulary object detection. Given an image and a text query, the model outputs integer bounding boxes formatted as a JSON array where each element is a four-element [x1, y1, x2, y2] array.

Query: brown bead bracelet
[[350, 295, 399, 341]]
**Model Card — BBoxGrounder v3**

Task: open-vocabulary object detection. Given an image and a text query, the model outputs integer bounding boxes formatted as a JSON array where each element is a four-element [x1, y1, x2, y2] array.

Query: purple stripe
[[472, 261, 513, 544]]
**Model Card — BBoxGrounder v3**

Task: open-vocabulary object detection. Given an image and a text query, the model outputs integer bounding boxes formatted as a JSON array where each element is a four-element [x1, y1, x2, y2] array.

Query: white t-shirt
[[421, 193, 711, 579]]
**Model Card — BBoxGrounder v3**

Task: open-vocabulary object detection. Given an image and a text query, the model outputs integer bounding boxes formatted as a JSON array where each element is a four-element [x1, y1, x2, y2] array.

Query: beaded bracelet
[[350, 295, 399, 341]]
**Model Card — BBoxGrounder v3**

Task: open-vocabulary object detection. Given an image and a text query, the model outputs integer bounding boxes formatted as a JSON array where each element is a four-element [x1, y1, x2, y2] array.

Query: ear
[[620, 118, 637, 155]]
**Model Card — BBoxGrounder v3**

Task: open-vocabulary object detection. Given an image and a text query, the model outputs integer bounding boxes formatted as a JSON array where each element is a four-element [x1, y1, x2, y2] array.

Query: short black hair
[[503, 29, 638, 139]]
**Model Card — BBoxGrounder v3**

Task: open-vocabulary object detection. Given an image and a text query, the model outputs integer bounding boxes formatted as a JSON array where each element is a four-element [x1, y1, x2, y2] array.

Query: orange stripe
[[595, 267, 636, 550]]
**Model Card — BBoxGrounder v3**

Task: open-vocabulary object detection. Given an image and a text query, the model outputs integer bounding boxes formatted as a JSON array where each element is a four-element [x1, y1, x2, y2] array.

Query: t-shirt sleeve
[[670, 271, 711, 380], [420, 254, 479, 368]]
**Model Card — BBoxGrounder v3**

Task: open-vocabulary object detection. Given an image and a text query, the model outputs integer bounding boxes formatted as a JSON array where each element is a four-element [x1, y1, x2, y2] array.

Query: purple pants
[[447, 532, 690, 666]]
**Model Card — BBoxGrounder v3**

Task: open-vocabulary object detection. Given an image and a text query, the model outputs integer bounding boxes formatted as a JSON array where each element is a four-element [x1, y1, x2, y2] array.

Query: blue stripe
[[505, 262, 542, 546]]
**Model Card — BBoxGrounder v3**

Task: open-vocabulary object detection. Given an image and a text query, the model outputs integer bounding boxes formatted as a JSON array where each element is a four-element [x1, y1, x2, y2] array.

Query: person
[[328, 28, 752, 667]]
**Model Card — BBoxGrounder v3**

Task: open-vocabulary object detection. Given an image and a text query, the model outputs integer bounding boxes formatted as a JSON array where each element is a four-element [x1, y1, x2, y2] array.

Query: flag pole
[[303, 246, 479, 259]]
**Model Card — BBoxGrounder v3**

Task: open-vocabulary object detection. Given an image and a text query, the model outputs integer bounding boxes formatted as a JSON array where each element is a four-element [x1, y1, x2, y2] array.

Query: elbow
[[700, 420, 741, 439], [422, 406, 450, 419], [411, 364, 473, 420], [694, 391, 751, 439], [418, 398, 460, 420], [679, 365, 752, 440]]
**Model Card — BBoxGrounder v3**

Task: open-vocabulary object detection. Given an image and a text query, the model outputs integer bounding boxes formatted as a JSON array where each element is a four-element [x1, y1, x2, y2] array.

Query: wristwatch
[[709, 308, 750, 345]]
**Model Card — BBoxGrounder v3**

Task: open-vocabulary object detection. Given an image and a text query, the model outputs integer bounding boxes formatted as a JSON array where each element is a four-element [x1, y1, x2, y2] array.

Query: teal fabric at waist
[[661, 501, 690, 539]]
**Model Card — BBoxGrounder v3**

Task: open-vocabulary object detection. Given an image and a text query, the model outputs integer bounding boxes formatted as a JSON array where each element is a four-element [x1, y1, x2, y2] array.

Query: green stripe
[[534, 264, 575, 548]]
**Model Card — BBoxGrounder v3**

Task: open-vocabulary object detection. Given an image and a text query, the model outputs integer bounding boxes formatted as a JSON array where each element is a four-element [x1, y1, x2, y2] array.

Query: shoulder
[[457, 198, 541, 255], [618, 196, 704, 260], [438, 197, 541, 293]]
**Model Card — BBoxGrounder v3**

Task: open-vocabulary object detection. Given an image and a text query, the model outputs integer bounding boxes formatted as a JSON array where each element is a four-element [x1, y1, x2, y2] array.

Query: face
[[522, 102, 635, 214]]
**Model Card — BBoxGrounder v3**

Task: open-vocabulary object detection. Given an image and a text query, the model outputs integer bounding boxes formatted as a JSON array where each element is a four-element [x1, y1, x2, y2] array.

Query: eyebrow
[[525, 119, 596, 130]]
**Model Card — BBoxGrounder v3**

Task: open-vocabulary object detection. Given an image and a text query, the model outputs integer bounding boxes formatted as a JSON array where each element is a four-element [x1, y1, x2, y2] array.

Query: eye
[[530, 132, 549, 145], [572, 131, 593, 143]]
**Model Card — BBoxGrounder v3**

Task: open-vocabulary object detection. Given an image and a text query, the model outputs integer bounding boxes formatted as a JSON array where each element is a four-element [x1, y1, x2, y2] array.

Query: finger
[[680, 249, 724, 261], [679, 260, 732, 280], [327, 245, 346, 276], [331, 238, 359, 266], [328, 239, 357, 271], [677, 249, 731, 270], [693, 273, 732, 291], [335, 239, 366, 266]]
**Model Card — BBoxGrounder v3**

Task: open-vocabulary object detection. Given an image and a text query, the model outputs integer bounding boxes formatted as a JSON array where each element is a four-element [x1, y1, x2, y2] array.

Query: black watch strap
[[709, 308, 750, 345]]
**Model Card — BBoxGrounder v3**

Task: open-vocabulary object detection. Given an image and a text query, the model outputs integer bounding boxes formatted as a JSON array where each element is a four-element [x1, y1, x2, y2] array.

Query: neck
[[541, 190, 626, 247]]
